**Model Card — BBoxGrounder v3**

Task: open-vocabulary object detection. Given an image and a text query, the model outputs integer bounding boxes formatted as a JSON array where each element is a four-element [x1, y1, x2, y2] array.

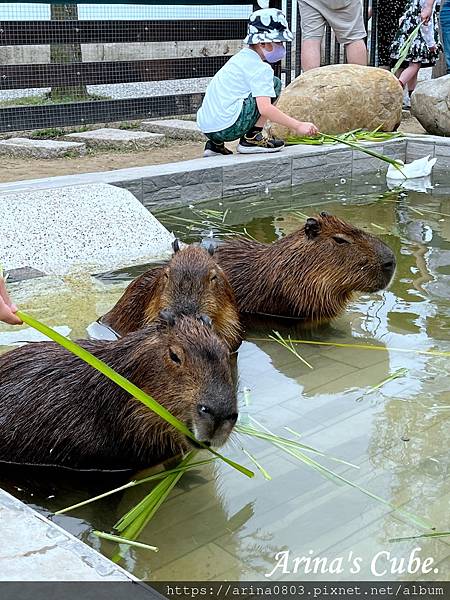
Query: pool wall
[[0, 134, 447, 212]]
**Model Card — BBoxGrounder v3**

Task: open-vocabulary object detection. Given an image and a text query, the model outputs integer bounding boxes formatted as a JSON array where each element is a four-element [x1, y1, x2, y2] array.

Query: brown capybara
[[214, 212, 396, 322], [0, 313, 238, 470], [102, 242, 241, 351]]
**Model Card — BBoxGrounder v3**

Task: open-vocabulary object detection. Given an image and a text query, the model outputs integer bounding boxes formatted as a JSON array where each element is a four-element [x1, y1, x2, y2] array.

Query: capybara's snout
[[192, 392, 238, 448], [378, 242, 397, 290]]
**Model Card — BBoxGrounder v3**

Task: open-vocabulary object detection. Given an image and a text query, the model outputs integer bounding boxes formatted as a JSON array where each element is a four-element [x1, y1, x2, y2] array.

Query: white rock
[[0, 183, 175, 276], [411, 75, 450, 135]]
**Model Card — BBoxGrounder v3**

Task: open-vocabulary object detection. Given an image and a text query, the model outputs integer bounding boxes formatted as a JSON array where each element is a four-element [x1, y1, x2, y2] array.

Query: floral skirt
[[390, 0, 442, 67]]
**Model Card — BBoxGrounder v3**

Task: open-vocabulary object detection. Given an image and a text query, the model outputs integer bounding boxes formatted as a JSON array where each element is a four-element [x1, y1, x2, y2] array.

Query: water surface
[[1, 173, 449, 581]]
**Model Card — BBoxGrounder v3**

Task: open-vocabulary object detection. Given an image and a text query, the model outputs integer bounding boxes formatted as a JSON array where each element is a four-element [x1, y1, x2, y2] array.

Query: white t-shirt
[[197, 47, 276, 134]]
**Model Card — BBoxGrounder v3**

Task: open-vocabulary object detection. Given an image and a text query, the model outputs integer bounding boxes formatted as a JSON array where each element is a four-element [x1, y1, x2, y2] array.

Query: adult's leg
[[440, 2, 450, 73], [329, 0, 367, 65], [301, 39, 323, 71], [345, 39, 368, 66], [297, 0, 326, 71]]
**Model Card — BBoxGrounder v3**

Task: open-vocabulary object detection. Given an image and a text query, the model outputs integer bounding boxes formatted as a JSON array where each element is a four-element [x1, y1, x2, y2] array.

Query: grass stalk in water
[[56, 457, 218, 515], [248, 336, 450, 358], [238, 418, 432, 531], [114, 452, 195, 542], [269, 331, 313, 370], [356, 368, 409, 402], [389, 531, 449, 543], [16, 311, 253, 479], [93, 531, 159, 552]]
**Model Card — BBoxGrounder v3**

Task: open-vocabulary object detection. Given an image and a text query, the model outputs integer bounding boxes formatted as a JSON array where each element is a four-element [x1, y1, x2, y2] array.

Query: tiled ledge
[[0, 134, 446, 210]]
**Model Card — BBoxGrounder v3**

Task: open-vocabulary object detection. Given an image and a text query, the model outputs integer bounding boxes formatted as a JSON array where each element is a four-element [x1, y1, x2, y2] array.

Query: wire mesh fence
[[0, 1, 375, 133]]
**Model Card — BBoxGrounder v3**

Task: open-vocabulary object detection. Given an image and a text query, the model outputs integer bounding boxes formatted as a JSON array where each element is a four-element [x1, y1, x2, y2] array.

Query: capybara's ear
[[168, 345, 184, 367], [207, 244, 215, 257], [320, 211, 329, 218], [159, 309, 176, 326], [305, 217, 321, 240], [172, 238, 181, 254], [199, 314, 213, 328]]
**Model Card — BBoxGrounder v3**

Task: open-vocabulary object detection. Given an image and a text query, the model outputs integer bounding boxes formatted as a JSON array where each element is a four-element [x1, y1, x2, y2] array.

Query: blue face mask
[[262, 43, 286, 63]]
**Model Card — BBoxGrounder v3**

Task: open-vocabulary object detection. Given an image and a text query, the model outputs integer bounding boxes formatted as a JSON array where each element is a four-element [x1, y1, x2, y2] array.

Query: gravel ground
[[0, 78, 212, 102]]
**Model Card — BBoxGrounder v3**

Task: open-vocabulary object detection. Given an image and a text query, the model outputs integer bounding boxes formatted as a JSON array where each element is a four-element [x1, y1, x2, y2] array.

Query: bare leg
[[345, 39, 368, 65], [398, 61, 421, 88], [255, 116, 268, 127], [301, 39, 322, 71], [407, 71, 419, 93]]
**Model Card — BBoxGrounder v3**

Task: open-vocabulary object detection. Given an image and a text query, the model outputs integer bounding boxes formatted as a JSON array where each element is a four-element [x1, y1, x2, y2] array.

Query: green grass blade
[[93, 531, 159, 552], [391, 21, 423, 75], [115, 452, 195, 540], [241, 448, 272, 480], [389, 531, 450, 543], [55, 457, 217, 515], [17, 311, 253, 479], [246, 418, 432, 531]]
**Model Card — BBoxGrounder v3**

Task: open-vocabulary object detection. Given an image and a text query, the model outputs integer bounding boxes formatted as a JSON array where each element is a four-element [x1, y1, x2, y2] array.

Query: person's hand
[[293, 121, 319, 136], [421, 6, 433, 24], [0, 278, 21, 325]]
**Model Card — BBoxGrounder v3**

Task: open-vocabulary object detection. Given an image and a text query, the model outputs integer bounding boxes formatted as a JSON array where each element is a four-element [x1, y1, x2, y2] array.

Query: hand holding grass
[[0, 278, 21, 325]]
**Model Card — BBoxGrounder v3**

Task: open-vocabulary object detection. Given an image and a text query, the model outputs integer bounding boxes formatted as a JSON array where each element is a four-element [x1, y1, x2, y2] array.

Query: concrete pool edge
[[0, 487, 141, 582], [0, 134, 448, 210]]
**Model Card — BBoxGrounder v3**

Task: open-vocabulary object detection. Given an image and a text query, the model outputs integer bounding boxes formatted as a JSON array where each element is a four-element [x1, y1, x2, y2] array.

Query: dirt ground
[[0, 114, 426, 184]]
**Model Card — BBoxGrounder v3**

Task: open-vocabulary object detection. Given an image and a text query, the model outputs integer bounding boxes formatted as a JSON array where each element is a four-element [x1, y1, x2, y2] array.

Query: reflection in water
[[0, 175, 449, 581]]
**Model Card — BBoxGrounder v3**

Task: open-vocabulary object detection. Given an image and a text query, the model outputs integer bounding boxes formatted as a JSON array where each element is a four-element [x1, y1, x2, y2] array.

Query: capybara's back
[[0, 314, 238, 470], [102, 243, 241, 350], [214, 212, 396, 321]]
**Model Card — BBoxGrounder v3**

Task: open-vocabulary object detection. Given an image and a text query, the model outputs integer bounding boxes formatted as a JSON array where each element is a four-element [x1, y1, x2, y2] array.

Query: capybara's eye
[[163, 271, 169, 280], [210, 271, 218, 282], [332, 235, 351, 245], [197, 404, 212, 416]]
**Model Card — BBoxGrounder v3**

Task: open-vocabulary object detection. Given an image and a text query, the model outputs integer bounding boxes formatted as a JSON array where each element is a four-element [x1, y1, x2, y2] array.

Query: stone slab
[[141, 119, 205, 142], [0, 137, 414, 209], [0, 183, 175, 275], [0, 137, 86, 159], [65, 128, 165, 150], [0, 488, 132, 581]]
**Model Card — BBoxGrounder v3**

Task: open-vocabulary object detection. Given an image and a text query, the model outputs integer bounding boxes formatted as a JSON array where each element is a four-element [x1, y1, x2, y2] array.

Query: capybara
[[0, 314, 238, 470], [214, 212, 396, 322], [103, 213, 396, 326], [102, 242, 241, 351]]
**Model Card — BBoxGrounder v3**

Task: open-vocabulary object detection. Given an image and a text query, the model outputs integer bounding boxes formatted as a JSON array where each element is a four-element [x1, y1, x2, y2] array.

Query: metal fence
[[0, 1, 375, 133]]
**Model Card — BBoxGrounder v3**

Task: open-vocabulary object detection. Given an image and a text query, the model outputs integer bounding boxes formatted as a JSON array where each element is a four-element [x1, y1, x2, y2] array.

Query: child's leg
[[398, 62, 421, 88]]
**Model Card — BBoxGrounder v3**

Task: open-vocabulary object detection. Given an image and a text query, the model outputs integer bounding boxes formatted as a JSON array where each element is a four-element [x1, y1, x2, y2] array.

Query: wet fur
[[0, 317, 236, 470], [214, 213, 396, 321], [103, 246, 241, 351]]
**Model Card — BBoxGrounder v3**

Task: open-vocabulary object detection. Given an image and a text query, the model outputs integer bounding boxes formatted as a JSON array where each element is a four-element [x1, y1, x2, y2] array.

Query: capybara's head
[[145, 242, 241, 350], [300, 212, 396, 293], [137, 312, 238, 449]]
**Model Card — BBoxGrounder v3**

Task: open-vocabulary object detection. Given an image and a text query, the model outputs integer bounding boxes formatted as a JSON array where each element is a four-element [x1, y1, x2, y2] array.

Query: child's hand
[[293, 121, 319, 136], [0, 278, 21, 325]]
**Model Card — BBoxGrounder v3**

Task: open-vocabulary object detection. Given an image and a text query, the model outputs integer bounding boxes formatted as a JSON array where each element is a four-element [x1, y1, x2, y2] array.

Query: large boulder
[[272, 64, 403, 137], [411, 75, 450, 136]]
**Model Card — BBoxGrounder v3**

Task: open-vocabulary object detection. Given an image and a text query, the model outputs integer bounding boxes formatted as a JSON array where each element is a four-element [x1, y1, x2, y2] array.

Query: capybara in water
[[0, 314, 238, 470], [102, 242, 241, 351], [103, 213, 396, 326], [214, 212, 396, 322]]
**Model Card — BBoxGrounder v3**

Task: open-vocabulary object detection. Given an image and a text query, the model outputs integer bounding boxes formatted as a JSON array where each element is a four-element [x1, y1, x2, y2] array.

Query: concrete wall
[[0, 40, 242, 65]]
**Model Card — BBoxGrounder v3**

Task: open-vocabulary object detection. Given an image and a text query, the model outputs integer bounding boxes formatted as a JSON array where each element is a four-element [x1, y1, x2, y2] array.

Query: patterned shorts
[[206, 76, 282, 144]]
